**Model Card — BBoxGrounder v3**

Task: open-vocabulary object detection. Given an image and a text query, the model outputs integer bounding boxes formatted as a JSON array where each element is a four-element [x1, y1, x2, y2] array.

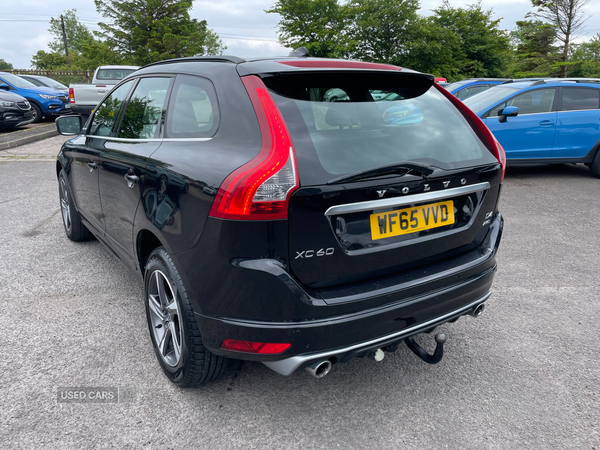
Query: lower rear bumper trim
[[262, 291, 491, 376]]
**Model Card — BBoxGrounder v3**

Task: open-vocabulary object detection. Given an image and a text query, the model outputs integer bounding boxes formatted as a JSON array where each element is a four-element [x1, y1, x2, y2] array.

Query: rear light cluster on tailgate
[[209, 75, 299, 220], [434, 83, 506, 181]]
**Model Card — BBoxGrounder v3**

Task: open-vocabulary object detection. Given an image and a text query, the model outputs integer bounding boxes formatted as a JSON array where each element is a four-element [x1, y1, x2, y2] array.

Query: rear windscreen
[[264, 72, 496, 186], [96, 69, 137, 81]]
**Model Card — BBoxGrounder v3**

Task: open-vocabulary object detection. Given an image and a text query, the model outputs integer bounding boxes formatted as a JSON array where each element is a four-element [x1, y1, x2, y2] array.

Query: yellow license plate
[[370, 200, 455, 240]]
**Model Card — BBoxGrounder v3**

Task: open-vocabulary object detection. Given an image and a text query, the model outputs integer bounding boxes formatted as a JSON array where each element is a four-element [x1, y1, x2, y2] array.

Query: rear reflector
[[209, 75, 299, 220], [278, 60, 402, 71], [433, 83, 505, 181], [220, 340, 291, 354]]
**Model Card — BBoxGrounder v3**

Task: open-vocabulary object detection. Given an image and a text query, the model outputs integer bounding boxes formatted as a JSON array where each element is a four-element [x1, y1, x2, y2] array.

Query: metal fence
[[6, 69, 93, 85]]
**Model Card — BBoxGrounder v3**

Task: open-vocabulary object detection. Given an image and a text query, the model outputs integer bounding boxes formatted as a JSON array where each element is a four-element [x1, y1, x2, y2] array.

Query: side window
[[562, 88, 600, 111], [118, 77, 172, 139], [88, 80, 135, 137], [489, 89, 556, 116], [166, 75, 219, 138], [457, 85, 489, 101]]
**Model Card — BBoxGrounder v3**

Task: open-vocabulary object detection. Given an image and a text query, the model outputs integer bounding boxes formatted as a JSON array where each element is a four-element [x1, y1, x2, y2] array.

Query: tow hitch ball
[[405, 333, 446, 365]]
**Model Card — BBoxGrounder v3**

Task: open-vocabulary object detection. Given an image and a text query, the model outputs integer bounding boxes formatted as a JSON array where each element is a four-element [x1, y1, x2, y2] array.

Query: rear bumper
[[263, 292, 490, 376], [194, 213, 503, 373]]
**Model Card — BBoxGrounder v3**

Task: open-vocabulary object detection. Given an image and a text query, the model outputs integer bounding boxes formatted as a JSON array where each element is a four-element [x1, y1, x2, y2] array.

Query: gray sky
[[1, 0, 599, 69]]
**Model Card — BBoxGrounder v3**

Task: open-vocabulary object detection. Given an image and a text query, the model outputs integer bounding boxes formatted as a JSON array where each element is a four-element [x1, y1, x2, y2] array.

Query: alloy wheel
[[147, 270, 183, 367], [59, 178, 72, 232]]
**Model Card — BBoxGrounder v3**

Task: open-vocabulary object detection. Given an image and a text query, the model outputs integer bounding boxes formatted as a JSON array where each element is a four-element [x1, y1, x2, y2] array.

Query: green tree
[[94, 0, 225, 65], [30, 50, 70, 70], [570, 34, 600, 77], [509, 20, 560, 77], [428, 1, 511, 79], [345, 0, 421, 65], [530, 0, 592, 77], [48, 9, 94, 55], [266, 0, 351, 58], [402, 17, 464, 78], [0, 59, 13, 70]]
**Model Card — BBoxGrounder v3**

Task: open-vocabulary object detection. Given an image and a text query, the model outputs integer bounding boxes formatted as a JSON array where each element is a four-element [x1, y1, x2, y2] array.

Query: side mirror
[[56, 115, 82, 136], [498, 106, 519, 123], [0, 84, 10, 91]]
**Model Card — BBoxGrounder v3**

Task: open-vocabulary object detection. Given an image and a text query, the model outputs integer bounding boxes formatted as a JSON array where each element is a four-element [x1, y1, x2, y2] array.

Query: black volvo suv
[[55, 52, 504, 386]]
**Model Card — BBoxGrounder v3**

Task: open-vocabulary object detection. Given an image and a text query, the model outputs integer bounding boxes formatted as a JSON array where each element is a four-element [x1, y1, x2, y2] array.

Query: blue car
[[445, 78, 510, 100], [463, 78, 600, 177], [0, 71, 71, 123]]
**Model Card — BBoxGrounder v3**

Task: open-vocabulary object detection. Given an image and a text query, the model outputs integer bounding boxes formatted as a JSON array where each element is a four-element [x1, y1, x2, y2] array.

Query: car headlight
[[0, 101, 15, 107], [38, 94, 58, 100]]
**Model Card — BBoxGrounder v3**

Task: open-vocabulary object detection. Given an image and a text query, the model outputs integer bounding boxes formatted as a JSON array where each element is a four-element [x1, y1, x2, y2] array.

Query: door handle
[[124, 173, 139, 188], [87, 162, 97, 172], [539, 120, 554, 126]]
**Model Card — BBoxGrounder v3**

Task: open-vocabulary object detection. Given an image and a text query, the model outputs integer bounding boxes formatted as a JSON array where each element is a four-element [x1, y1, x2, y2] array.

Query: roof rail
[[531, 80, 547, 86], [557, 78, 600, 84], [142, 55, 246, 69]]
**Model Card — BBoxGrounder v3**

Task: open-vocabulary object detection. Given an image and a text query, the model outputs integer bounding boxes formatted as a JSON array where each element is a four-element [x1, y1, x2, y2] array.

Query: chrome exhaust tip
[[305, 359, 332, 378], [471, 303, 485, 317]]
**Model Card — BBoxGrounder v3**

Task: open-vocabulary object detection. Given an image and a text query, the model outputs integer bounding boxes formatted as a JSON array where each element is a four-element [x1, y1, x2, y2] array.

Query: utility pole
[[60, 14, 71, 68]]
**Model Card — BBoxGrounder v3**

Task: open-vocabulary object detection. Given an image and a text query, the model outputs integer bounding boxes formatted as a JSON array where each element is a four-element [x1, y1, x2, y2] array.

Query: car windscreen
[[264, 72, 496, 186], [42, 77, 68, 90], [463, 85, 521, 114], [96, 69, 137, 81], [0, 72, 37, 88]]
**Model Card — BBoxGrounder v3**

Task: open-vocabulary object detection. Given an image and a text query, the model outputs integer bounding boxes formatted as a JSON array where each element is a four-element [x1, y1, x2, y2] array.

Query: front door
[[485, 88, 558, 160]]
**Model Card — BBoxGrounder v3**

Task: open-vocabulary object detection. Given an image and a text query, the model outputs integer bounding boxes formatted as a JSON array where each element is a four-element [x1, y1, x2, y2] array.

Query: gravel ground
[[1, 137, 599, 449]]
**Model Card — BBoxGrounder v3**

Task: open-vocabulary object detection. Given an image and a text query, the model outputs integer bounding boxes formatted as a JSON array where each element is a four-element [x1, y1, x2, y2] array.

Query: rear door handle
[[539, 120, 554, 126], [124, 173, 139, 188], [87, 162, 97, 172]]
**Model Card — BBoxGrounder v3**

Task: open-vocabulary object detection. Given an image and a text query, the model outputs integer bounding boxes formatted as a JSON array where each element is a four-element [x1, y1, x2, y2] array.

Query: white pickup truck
[[69, 65, 139, 119]]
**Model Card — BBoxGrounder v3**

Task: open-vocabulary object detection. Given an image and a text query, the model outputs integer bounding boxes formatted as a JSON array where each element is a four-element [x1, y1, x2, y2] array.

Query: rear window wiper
[[326, 161, 436, 185]]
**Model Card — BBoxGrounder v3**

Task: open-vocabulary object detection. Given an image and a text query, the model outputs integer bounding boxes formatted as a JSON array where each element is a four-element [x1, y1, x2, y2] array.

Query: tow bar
[[405, 333, 446, 364]]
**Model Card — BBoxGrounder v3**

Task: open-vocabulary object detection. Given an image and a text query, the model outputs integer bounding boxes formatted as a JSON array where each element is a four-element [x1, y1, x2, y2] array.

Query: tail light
[[433, 83, 505, 182], [69, 87, 75, 104], [220, 339, 291, 354], [209, 75, 299, 220]]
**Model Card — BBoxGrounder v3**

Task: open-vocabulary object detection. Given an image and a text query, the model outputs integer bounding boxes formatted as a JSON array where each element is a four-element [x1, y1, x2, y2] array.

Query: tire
[[590, 148, 600, 178], [31, 103, 43, 123], [58, 170, 93, 241], [144, 247, 228, 387]]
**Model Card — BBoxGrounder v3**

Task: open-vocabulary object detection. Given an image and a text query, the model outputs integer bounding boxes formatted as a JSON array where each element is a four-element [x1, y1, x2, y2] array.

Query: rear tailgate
[[261, 69, 502, 289]]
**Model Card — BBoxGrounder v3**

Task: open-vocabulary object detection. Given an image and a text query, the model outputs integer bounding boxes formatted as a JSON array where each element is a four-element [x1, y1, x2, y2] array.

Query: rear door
[[484, 88, 557, 160], [98, 77, 172, 265], [264, 72, 502, 289], [552, 86, 600, 158]]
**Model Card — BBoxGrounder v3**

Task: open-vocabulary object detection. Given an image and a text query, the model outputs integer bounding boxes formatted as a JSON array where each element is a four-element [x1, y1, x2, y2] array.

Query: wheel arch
[[136, 229, 165, 277]]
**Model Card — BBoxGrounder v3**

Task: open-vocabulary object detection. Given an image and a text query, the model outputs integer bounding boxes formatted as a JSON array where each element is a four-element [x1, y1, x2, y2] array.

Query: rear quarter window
[[265, 72, 495, 186], [165, 74, 220, 138]]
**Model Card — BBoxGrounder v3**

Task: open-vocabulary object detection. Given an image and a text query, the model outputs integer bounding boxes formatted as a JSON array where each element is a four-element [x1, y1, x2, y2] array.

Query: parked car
[[55, 53, 505, 386], [0, 90, 34, 129], [463, 78, 600, 177], [0, 71, 70, 123], [18, 74, 68, 92], [68, 65, 139, 119], [445, 78, 511, 100]]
